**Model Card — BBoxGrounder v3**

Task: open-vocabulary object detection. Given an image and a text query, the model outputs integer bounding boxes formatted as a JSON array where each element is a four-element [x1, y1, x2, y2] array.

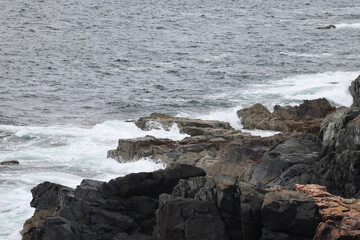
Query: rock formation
[[23, 167, 322, 240], [21, 164, 205, 240], [107, 128, 301, 181], [22, 75, 360, 240], [296, 184, 360, 239], [237, 98, 336, 134]]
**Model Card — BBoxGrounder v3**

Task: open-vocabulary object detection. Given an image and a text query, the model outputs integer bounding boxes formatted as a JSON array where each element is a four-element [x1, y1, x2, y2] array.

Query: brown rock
[[107, 130, 296, 181], [135, 113, 233, 137], [236, 103, 271, 129], [296, 184, 360, 240], [237, 98, 336, 134]]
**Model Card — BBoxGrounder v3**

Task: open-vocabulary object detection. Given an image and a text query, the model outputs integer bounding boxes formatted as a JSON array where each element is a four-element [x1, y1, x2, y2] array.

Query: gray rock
[[261, 190, 320, 238], [349, 75, 360, 107], [154, 197, 228, 240], [251, 133, 321, 188], [100, 164, 206, 199], [315, 24, 336, 29]]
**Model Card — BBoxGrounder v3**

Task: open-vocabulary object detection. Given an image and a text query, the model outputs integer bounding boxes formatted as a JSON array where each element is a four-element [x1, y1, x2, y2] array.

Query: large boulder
[[251, 133, 322, 188], [261, 190, 320, 239], [237, 98, 336, 134], [170, 175, 266, 240], [100, 164, 206, 199], [236, 104, 271, 129], [154, 197, 228, 240]]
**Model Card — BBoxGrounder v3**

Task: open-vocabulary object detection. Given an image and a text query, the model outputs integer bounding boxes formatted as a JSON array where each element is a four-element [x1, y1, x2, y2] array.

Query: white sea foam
[[336, 23, 360, 29], [279, 51, 333, 58], [190, 71, 359, 137], [244, 71, 359, 108], [0, 120, 188, 240]]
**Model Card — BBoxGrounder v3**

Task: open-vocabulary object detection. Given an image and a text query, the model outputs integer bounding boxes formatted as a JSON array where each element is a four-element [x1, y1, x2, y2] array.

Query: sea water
[[1, 0, 360, 238]]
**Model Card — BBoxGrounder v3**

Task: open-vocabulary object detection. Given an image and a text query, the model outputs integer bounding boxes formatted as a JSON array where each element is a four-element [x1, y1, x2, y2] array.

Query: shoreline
[[20, 75, 360, 239]]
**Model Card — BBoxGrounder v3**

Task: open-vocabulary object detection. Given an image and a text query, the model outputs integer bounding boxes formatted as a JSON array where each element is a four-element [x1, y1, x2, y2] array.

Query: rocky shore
[[22, 75, 360, 240]]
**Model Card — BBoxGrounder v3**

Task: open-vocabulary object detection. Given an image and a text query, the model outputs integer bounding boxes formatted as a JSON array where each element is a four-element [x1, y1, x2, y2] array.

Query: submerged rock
[[237, 98, 336, 134], [315, 24, 336, 29], [0, 160, 19, 165]]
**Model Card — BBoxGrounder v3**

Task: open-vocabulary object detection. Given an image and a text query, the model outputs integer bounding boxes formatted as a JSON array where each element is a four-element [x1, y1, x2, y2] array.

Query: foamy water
[[336, 23, 360, 29], [1, 0, 360, 238], [0, 121, 187, 240]]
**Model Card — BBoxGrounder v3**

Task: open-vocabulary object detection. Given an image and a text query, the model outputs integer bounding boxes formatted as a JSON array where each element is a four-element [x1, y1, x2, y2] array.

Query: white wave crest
[[336, 23, 360, 29]]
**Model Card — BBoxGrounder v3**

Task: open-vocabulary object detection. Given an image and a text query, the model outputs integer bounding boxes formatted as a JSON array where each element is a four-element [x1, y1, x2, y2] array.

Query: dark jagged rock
[[251, 133, 322, 188], [171, 175, 244, 239], [154, 197, 228, 240], [261, 190, 320, 238], [168, 175, 320, 240], [0, 160, 19, 165], [100, 164, 206, 199], [237, 98, 336, 134], [21, 164, 206, 240], [30, 181, 74, 211], [307, 75, 360, 197], [170, 175, 267, 240], [350, 75, 360, 107]]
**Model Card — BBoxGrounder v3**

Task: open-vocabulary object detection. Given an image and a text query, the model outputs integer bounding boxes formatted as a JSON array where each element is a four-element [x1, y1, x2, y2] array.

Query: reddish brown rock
[[296, 184, 360, 240]]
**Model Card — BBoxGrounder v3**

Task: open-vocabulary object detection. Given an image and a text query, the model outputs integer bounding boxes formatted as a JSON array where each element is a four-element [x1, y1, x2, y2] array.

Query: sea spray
[[0, 121, 188, 240]]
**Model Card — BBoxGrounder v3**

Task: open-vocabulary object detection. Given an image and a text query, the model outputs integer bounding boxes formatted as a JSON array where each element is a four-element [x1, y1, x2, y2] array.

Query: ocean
[[1, 0, 360, 238]]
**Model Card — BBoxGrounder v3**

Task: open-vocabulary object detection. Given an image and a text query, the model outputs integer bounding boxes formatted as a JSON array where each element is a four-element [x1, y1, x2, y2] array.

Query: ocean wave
[[186, 71, 359, 138], [335, 23, 360, 29], [279, 52, 333, 58]]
